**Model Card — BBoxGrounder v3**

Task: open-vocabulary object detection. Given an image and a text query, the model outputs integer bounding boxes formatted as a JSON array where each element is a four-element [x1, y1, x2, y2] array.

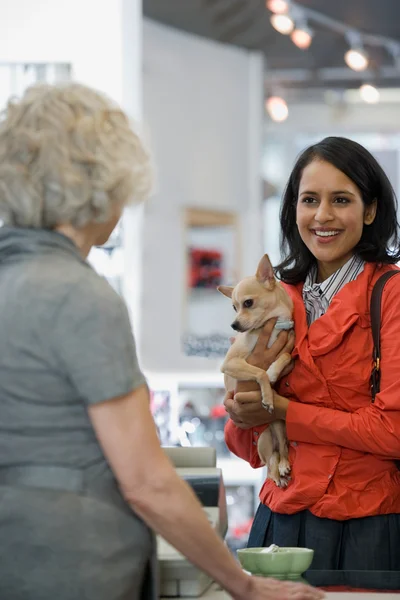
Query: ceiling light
[[270, 14, 294, 35], [344, 31, 369, 71], [344, 48, 369, 71], [266, 96, 289, 122], [291, 25, 313, 49], [359, 84, 380, 104], [266, 0, 289, 14]]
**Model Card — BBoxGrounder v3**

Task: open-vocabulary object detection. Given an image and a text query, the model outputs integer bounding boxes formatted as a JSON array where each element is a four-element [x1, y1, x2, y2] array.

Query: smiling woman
[[224, 136, 400, 591], [295, 159, 377, 282], [276, 136, 400, 285]]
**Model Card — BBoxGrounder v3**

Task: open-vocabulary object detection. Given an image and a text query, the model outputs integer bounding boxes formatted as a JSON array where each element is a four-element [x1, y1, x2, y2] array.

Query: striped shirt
[[303, 255, 364, 326]]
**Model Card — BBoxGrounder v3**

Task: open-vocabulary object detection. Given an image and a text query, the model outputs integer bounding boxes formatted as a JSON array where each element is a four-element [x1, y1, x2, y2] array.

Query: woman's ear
[[364, 199, 377, 225]]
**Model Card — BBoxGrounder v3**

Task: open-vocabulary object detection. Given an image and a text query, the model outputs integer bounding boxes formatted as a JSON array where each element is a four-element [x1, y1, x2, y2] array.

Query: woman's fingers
[[280, 359, 295, 378], [253, 318, 278, 350], [234, 390, 261, 404], [269, 329, 290, 355], [282, 329, 295, 354]]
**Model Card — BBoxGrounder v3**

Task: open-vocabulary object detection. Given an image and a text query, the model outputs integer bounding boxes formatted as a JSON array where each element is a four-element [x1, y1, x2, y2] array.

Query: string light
[[270, 14, 295, 35], [265, 96, 289, 122]]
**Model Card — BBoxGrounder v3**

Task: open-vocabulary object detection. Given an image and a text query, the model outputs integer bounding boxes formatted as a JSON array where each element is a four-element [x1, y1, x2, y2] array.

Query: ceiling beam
[[265, 65, 400, 84]]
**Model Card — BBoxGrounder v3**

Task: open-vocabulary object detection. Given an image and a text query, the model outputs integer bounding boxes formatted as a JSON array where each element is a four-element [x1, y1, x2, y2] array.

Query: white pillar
[[240, 52, 265, 277], [120, 0, 145, 355]]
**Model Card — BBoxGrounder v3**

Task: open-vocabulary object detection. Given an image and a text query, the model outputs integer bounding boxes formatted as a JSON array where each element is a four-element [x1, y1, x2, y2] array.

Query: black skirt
[[248, 503, 400, 590]]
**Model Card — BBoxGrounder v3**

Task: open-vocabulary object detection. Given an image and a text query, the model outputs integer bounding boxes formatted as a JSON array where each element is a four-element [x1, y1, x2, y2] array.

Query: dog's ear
[[256, 254, 275, 289], [217, 285, 234, 298]]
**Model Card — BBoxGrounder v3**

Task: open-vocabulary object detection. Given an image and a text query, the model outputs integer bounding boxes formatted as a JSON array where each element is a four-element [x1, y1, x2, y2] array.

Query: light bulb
[[270, 14, 294, 35], [291, 27, 313, 49], [344, 48, 369, 71], [266, 96, 289, 122], [266, 0, 289, 14], [360, 84, 380, 104]]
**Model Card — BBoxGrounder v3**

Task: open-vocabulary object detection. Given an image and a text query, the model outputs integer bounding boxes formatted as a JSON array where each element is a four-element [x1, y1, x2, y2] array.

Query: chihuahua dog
[[218, 254, 294, 487]]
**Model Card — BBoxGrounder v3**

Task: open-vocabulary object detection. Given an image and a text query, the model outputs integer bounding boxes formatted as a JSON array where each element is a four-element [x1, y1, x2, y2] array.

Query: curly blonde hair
[[0, 83, 152, 228]]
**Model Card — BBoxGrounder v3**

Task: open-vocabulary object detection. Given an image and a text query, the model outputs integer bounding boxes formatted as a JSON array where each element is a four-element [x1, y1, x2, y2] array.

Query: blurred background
[[1, 0, 400, 550]]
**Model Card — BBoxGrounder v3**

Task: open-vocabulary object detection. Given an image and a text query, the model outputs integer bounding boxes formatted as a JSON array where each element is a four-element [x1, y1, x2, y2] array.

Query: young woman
[[225, 136, 400, 590]]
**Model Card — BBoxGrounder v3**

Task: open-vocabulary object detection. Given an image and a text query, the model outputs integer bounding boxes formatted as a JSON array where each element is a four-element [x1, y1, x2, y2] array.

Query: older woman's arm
[[88, 384, 323, 600], [88, 383, 253, 600]]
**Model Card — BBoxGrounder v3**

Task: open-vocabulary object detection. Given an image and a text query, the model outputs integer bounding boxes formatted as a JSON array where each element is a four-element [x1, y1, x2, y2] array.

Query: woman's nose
[[314, 200, 333, 222]]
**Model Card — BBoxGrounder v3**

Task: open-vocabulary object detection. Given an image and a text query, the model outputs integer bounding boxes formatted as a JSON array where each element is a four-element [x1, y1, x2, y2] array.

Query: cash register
[[157, 447, 228, 597]]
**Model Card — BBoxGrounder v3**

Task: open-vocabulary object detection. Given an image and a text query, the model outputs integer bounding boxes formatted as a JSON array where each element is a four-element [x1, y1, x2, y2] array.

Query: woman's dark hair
[[275, 136, 400, 284]]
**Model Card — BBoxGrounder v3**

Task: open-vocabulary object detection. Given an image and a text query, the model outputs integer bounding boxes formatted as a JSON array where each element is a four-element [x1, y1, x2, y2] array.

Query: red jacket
[[225, 262, 400, 520]]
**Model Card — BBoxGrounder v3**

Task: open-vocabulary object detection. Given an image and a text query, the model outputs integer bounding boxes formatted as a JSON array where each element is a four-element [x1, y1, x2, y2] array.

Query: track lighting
[[265, 96, 289, 122], [266, 0, 289, 14], [344, 32, 369, 72], [270, 13, 294, 35], [359, 84, 380, 104], [291, 23, 313, 49]]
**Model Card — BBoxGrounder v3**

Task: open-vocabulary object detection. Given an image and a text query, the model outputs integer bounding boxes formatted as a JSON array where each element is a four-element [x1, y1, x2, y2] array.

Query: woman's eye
[[232, 305, 237, 312], [243, 299, 253, 308], [301, 196, 317, 204], [334, 197, 350, 204]]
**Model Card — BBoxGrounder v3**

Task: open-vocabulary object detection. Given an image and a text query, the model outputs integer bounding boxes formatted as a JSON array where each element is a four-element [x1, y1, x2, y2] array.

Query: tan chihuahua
[[218, 254, 294, 487]]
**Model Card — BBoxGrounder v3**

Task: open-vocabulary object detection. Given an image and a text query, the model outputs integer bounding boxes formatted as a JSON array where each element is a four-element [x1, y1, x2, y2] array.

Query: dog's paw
[[261, 400, 274, 414], [279, 476, 291, 488], [278, 460, 291, 477], [273, 476, 290, 488]]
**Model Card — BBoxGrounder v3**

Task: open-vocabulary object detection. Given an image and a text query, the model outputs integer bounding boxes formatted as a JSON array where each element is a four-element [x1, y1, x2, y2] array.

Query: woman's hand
[[247, 318, 294, 370], [237, 576, 325, 600], [224, 389, 290, 429], [236, 319, 295, 394]]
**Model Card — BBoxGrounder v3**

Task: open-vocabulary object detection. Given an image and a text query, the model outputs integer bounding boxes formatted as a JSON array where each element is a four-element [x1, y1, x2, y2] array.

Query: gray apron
[[0, 465, 158, 600]]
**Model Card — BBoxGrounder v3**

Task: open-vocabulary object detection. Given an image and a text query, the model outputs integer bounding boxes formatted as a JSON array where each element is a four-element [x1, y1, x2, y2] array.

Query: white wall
[[141, 20, 264, 374], [0, 0, 126, 100]]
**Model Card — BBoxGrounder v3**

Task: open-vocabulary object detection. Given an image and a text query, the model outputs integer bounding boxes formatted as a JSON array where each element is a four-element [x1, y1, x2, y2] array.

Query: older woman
[[0, 83, 323, 600]]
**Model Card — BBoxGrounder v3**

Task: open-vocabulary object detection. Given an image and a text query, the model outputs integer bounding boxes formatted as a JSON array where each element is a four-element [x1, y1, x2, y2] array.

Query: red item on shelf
[[210, 405, 227, 419], [189, 248, 223, 288]]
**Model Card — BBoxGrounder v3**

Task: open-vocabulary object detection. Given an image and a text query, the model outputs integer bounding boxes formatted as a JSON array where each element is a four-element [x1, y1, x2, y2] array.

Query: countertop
[[161, 583, 400, 599]]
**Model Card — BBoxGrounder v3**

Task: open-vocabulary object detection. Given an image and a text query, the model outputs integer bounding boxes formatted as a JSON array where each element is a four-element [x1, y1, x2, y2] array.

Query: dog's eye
[[243, 299, 253, 308], [232, 305, 237, 312]]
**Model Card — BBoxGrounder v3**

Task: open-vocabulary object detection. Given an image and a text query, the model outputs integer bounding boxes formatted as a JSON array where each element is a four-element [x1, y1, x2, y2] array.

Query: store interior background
[[1, 0, 400, 551]]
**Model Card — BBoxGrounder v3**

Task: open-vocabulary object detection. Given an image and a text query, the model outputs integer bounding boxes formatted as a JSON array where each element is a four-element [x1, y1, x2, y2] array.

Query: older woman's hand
[[224, 389, 289, 429]]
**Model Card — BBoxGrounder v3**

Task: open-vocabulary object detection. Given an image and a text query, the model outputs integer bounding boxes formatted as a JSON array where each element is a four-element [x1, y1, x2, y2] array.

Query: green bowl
[[237, 547, 314, 580]]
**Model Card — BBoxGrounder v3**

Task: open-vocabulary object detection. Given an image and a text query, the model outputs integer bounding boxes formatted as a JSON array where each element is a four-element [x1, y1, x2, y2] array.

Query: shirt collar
[[303, 255, 365, 305]]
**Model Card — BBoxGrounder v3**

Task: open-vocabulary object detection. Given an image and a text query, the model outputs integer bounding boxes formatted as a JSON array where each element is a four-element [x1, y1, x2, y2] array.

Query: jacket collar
[[284, 262, 388, 363]]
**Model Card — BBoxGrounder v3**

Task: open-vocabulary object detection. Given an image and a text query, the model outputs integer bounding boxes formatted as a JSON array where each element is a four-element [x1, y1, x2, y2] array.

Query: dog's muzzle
[[231, 321, 244, 332]]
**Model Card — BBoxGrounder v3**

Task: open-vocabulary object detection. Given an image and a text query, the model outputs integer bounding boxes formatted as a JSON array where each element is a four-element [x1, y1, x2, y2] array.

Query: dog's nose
[[231, 321, 242, 332]]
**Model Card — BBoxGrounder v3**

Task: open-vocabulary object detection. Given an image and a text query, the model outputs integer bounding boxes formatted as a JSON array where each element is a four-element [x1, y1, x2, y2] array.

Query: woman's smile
[[296, 160, 376, 280]]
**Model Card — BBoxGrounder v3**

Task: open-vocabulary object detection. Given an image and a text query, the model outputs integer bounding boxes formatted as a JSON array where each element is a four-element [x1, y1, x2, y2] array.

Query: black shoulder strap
[[370, 270, 400, 401]]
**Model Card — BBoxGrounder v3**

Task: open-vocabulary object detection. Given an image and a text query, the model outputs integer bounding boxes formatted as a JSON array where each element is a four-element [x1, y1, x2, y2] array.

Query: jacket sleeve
[[224, 419, 266, 468], [286, 275, 400, 459]]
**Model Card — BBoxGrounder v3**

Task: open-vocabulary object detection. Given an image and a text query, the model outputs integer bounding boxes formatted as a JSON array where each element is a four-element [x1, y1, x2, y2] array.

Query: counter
[[162, 583, 400, 599]]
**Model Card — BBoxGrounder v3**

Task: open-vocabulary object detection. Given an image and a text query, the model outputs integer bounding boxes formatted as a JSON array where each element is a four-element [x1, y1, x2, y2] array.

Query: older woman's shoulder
[[31, 255, 125, 318]]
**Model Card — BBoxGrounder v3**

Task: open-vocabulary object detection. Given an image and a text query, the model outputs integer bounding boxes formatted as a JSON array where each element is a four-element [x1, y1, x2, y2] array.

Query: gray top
[[0, 226, 146, 473]]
